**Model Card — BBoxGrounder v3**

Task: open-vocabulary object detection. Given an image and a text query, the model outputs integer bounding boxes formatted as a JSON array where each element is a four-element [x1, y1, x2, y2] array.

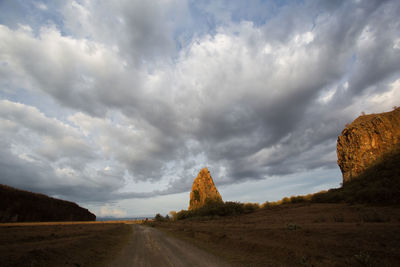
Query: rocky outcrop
[[0, 184, 96, 222], [189, 168, 223, 210], [337, 107, 400, 183]]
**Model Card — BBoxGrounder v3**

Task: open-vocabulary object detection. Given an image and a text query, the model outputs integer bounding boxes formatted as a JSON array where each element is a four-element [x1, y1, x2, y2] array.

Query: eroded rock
[[189, 168, 222, 210], [337, 107, 400, 183]]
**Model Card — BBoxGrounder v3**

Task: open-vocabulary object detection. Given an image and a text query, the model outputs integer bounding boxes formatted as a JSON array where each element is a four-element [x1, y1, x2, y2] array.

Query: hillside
[[0, 184, 95, 222], [312, 146, 400, 204]]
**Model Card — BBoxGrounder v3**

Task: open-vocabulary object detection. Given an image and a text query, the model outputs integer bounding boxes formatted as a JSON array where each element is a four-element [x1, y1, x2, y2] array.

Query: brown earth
[[337, 107, 400, 183], [0, 221, 132, 267], [2, 204, 400, 266], [155, 203, 400, 266], [110, 224, 229, 267], [0, 221, 229, 267]]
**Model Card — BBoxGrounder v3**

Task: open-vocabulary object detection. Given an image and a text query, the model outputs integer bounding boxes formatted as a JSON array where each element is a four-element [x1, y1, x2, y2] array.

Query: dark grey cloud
[[0, 0, 399, 204]]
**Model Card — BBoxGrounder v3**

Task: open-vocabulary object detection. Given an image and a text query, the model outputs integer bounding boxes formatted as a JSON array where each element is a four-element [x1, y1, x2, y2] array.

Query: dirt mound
[[0, 184, 95, 222]]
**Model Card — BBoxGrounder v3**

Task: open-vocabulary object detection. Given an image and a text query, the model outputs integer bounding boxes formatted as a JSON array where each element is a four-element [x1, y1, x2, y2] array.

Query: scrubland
[[152, 149, 400, 266], [155, 203, 400, 266], [0, 221, 133, 267]]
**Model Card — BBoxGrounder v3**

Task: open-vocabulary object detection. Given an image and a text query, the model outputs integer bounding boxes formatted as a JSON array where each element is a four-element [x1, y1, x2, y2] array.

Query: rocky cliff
[[337, 107, 400, 183], [0, 184, 96, 222], [189, 168, 223, 210]]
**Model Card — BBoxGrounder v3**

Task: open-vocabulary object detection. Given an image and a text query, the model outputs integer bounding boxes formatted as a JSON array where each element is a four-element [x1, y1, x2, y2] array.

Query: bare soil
[[0, 221, 132, 267], [155, 203, 400, 266], [110, 224, 229, 267]]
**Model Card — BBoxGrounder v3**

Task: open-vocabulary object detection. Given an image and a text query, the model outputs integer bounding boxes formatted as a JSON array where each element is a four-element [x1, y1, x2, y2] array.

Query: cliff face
[[0, 184, 96, 222], [189, 168, 223, 210], [337, 108, 400, 183]]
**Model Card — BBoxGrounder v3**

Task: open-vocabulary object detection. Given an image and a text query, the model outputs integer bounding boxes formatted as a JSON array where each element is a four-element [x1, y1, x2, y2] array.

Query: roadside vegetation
[[155, 201, 260, 221]]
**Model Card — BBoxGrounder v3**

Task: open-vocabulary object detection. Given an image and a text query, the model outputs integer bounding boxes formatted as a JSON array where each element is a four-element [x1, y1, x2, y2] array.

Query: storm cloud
[[0, 0, 399, 210]]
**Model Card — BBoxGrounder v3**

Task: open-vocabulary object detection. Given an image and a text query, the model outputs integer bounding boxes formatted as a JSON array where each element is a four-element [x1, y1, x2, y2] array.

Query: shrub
[[154, 213, 165, 222], [281, 197, 291, 204], [169, 211, 178, 221], [175, 200, 260, 220], [287, 223, 301, 231], [193, 190, 200, 201], [176, 210, 192, 220], [289, 196, 306, 203], [243, 203, 260, 213]]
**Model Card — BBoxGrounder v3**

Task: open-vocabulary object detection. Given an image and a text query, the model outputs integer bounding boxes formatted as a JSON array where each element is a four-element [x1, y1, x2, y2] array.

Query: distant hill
[[0, 184, 95, 222]]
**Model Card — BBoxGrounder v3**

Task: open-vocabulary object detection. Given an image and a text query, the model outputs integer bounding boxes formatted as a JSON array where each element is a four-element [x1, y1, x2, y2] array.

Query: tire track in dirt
[[109, 224, 230, 267]]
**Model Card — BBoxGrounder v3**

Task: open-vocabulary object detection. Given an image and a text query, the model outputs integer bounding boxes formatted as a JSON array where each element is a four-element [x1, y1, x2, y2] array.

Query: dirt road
[[109, 224, 230, 267]]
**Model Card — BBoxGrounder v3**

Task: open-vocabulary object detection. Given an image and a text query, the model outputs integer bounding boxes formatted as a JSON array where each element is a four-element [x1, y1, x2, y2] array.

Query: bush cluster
[[170, 200, 260, 221], [154, 213, 169, 222]]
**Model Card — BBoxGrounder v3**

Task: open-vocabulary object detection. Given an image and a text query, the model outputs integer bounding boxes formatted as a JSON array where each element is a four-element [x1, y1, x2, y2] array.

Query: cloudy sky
[[1, 0, 399, 218]]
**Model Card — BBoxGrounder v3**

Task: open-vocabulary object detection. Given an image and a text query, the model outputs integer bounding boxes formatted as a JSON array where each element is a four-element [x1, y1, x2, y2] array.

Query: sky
[[0, 0, 399, 218]]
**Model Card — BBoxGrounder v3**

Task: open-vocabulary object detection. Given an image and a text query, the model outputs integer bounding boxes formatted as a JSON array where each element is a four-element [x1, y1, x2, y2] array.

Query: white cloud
[[99, 205, 127, 218], [34, 2, 48, 11], [367, 79, 400, 111]]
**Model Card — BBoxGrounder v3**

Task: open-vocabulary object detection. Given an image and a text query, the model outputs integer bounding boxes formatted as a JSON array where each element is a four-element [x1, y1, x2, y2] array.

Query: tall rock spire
[[189, 167, 222, 210]]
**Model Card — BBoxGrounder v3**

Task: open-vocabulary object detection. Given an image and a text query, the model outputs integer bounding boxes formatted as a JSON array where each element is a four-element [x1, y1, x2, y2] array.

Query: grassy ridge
[[0, 184, 95, 222], [266, 147, 400, 206], [312, 147, 400, 204]]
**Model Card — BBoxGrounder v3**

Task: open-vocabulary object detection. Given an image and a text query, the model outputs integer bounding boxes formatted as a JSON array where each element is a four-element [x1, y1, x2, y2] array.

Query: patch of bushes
[[154, 213, 169, 222], [262, 193, 314, 207], [174, 200, 260, 220]]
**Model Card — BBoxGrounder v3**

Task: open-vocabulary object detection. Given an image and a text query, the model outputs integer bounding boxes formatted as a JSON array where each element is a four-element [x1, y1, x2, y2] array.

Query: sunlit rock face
[[189, 168, 222, 210], [337, 108, 400, 183]]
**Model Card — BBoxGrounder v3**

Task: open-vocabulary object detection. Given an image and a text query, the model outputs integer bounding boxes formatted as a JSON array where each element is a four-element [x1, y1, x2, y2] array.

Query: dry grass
[[0, 221, 135, 267], [155, 203, 400, 266]]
